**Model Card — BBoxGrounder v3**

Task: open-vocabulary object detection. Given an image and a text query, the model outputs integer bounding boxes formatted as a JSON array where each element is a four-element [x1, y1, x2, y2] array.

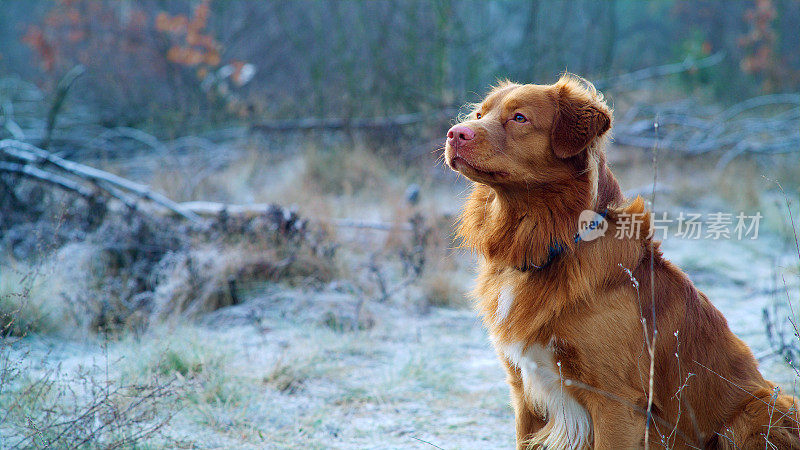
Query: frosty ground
[[7, 197, 798, 449], [2, 119, 799, 449]]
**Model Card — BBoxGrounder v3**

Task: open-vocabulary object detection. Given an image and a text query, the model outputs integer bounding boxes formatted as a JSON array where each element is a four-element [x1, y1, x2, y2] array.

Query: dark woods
[[2, 0, 798, 134]]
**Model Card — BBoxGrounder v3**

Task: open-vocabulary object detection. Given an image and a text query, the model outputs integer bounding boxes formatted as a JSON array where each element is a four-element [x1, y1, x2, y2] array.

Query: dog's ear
[[551, 80, 611, 159]]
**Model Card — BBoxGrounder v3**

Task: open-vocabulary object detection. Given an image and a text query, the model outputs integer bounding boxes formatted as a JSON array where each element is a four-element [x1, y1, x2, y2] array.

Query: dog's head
[[444, 75, 612, 189]]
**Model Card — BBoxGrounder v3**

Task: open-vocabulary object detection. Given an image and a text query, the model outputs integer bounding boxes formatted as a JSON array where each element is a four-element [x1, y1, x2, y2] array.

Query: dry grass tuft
[[419, 270, 468, 308], [122, 327, 244, 408], [0, 262, 63, 336], [302, 146, 396, 197], [717, 155, 800, 245], [264, 363, 308, 395]]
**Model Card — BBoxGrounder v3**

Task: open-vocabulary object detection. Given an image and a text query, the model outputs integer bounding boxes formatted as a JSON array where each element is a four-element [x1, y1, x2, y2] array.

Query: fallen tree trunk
[[0, 161, 94, 198], [251, 109, 458, 133], [179, 201, 412, 231], [0, 139, 201, 223], [613, 93, 800, 160], [594, 52, 725, 90], [0, 147, 413, 232]]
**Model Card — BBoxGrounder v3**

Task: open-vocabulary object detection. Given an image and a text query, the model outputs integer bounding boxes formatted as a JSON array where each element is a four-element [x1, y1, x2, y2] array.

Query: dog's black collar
[[515, 209, 608, 272], [515, 242, 564, 272]]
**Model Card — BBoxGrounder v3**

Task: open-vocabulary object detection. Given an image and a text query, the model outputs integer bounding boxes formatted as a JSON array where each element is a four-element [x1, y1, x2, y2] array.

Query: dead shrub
[[2, 180, 338, 334], [0, 344, 181, 448], [419, 270, 467, 308]]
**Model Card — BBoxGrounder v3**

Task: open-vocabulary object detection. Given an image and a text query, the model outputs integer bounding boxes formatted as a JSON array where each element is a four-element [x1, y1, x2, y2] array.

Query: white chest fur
[[495, 284, 515, 322], [492, 290, 591, 449]]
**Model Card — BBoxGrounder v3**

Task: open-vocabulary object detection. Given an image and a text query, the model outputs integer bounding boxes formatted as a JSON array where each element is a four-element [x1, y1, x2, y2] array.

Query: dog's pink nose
[[447, 124, 475, 146]]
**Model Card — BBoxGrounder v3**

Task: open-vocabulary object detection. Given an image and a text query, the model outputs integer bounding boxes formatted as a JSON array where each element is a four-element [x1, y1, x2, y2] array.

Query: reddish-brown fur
[[445, 75, 800, 449]]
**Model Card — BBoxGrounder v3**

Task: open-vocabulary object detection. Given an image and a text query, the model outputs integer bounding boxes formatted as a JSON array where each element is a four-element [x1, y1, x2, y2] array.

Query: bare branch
[[251, 109, 457, 132], [0, 161, 95, 199], [595, 52, 725, 90], [0, 139, 201, 223]]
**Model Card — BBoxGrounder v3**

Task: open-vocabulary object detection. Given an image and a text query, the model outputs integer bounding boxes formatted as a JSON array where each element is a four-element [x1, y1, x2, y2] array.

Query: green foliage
[[124, 328, 242, 407], [158, 348, 204, 377]]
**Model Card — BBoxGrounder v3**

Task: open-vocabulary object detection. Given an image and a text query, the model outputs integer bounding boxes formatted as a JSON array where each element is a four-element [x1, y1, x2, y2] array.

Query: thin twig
[[42, 65, 85, 150], [644, 117, 660, 449], [411, 435, 447, 450]]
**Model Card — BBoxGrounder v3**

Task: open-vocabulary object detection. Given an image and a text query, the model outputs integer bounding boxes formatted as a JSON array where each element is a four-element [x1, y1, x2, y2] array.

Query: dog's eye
[[513, 113, 527, 123], [476, 112, 482, 119]]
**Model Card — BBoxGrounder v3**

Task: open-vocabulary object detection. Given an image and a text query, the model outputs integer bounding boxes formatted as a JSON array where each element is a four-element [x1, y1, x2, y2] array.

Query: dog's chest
[[492, 288, 592, 449]]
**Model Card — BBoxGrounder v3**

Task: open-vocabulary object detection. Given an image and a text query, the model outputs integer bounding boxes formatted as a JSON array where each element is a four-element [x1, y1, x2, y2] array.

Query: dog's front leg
[[502, 359, 545, 449], [588, 399, 646, 449]]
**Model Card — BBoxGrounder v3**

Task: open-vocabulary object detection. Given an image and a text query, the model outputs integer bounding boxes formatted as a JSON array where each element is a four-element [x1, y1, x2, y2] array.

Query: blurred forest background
[[0, 1, 799, 448], [1, 0, 799, 128]]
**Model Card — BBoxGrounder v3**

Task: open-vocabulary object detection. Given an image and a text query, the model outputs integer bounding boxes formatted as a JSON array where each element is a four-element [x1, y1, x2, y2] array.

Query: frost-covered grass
[[2, 145, 798, 448], [4, 240, 797, 449]]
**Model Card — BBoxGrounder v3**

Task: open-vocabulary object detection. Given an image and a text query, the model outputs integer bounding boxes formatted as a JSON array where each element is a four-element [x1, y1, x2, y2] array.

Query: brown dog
[[444, 75, 800, 449]]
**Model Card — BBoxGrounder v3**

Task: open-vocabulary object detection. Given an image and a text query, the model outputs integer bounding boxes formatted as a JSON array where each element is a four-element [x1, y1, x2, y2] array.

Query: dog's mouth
[[449, 155, 508, 178]]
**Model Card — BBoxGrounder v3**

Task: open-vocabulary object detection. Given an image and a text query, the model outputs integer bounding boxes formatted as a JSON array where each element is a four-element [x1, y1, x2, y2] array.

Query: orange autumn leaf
[[167, 46, 204, 66], [156, 12, 188, 34], [203, 50, 220, 66], [22, 25, 56, 72]]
